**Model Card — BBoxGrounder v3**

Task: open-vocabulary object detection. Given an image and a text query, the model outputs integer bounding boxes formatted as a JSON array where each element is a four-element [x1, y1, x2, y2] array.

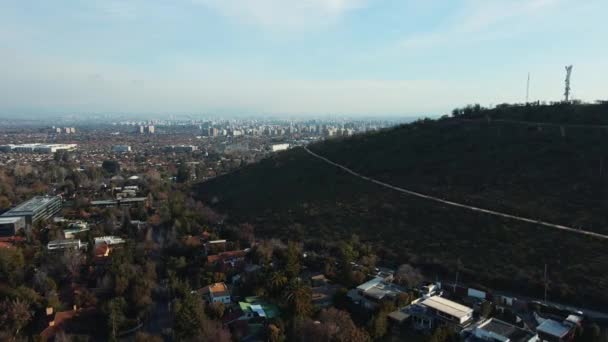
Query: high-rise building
[[138, 125, 155, 134]]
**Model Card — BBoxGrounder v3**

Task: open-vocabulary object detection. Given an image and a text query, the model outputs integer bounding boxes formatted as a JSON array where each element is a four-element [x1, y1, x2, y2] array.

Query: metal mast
[[526, 72, 530, 103], [564, 65, 573, 102]]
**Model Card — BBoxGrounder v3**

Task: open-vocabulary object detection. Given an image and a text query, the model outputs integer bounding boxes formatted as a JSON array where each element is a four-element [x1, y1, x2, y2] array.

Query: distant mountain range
[[195, 102, 608, 309]]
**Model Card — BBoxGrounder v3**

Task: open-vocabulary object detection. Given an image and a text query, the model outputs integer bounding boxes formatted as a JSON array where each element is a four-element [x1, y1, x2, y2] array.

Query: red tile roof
[[40, 308, 96, 341], [207, 250, 247, 264]]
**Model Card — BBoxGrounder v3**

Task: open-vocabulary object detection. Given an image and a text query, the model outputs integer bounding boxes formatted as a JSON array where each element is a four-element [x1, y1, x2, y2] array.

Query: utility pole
[[544, 264, 548, 304]]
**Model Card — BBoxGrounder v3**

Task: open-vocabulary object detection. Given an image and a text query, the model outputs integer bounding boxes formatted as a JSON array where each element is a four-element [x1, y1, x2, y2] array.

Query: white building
[[271, 143, 290, 152], [205, 282, 231, 304], [47, 239, 85, 250], [64, 221, 90, 239], [467, 318, 538, 342], [348, 276, 405, 310], [409, 296, 473, 330], [0, 144, 77, 154], [94, 236, 126, 246]]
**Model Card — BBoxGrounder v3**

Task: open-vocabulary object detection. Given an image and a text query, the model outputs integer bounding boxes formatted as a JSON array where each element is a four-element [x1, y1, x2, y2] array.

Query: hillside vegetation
[[195, 102, 608, 308]]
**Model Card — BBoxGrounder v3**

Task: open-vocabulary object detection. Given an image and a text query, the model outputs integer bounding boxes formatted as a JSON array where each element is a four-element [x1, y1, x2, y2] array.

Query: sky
[[1, 0, 607, 117]]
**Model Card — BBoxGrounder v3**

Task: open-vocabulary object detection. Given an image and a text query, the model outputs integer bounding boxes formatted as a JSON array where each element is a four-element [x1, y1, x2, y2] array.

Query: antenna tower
[[526, 72, 530, 103], [564, 65, 573, 102]]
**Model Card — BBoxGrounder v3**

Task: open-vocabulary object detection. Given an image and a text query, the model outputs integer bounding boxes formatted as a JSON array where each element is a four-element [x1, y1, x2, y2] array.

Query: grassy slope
[[195, 105, 608, 308]]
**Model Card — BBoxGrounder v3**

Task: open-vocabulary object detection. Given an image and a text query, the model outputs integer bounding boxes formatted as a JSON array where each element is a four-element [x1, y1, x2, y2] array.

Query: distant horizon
[[0, 109, 435, 122], [1, 0, 607, 116]]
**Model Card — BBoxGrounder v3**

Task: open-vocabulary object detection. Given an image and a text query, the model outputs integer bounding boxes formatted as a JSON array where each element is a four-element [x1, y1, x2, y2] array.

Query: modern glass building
[[1, 196, 62, 225]]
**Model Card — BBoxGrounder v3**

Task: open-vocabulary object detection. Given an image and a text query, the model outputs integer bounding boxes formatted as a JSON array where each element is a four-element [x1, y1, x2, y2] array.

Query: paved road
[[303, 146, 608, 241]]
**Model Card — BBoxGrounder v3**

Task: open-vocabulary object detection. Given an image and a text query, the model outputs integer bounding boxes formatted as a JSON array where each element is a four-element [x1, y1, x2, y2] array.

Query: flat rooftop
[[357, 277, 384, 292], [3, 196, 60, 214], [91, 197, 147, 205], [421, 296, 473, 319], [477, 319, 536, 342], [537, 319, 571, 338]]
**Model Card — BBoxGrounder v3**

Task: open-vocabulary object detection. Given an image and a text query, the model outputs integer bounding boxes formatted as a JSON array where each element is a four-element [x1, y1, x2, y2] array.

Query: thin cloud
[[94, 1, 139, 20], [400, 0, 562, 50], [192, 0, 368, 30]]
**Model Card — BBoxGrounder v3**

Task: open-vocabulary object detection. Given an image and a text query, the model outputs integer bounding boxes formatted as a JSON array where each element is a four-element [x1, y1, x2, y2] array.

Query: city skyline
[[1, 0, 607, 116]]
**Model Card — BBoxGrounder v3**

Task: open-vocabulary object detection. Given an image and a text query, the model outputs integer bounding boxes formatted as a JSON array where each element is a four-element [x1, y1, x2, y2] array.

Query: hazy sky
[[1, 0, 607, 116]]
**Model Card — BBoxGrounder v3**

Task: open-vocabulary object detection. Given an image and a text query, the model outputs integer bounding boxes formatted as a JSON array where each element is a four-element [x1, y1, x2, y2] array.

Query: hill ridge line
[[457, 118, 608, 129], [303, 146, 608, 241]]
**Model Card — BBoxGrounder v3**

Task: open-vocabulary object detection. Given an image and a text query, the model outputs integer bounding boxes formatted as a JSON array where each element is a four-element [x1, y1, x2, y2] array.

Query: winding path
[[303, 146, 608, 241]]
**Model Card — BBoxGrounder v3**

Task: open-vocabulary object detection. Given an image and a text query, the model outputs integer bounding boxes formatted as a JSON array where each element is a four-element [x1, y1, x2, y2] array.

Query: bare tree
[[395, 264, 424, 288], [62, 249, 84, 280]]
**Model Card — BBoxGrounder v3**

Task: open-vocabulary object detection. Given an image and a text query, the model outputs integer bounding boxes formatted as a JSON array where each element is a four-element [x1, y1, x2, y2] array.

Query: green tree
[[0, 298, 32, 336], [429, 326, 457, 342], [174, 292, 206, 340], [0, 248, 25, 286], [268, 271, 288, 296], [299, 308, 370, 342], [283, 279, 312, 318], [176, 162, 191, 183], [369, 312, 388, 340], [75, 288, 98, 308], [107, 297, 127, 341], [285, 241, 301, 279], [102, 160, 120, 175], [206, 302, 225, 320]]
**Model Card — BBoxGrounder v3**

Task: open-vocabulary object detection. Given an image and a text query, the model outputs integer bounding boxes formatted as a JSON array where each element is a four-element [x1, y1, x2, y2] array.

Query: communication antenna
[[564, 65, 573, 102], [526, 72, 531, 103]]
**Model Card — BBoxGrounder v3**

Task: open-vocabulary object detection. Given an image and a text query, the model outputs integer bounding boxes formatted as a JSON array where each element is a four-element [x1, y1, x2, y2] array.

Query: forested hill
[[195, 102, 608, 308], [453, 101, 608, 125]]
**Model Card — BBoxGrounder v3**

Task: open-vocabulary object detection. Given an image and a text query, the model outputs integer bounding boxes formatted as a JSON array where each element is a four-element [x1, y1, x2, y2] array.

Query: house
[[238, 297, 280, 320], [94, 243, 111, 260], [40, 307, 100, 341], [409, 296, 474, 331], [347, 276, 406, 310], [207, 249, 249, 271], [465, 318, 539, 342], [536, 318, 577, 342], [203, 282, 231, 304]]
